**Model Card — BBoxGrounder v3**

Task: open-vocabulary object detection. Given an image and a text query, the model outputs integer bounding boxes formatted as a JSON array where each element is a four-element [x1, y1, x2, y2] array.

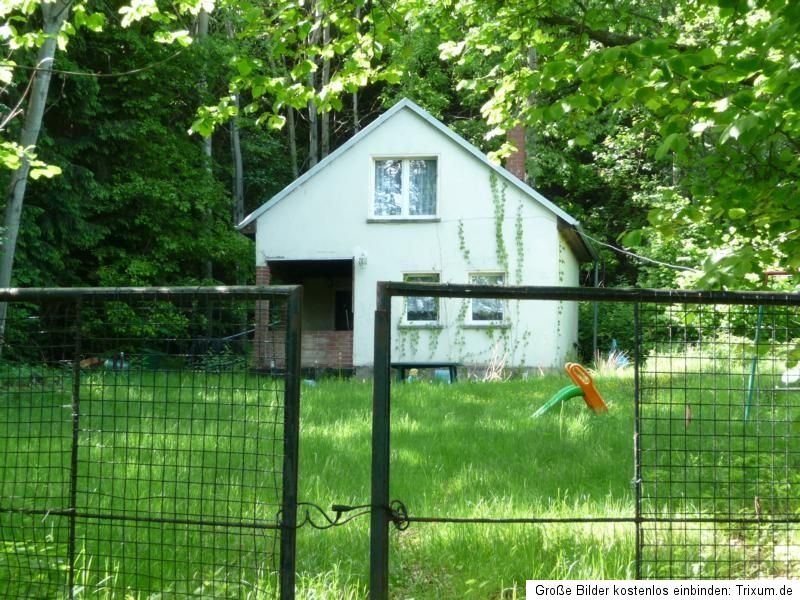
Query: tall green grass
[[2, 367, 799, 598], [0, 370, 285, 599], [295, 376, 637, 598]]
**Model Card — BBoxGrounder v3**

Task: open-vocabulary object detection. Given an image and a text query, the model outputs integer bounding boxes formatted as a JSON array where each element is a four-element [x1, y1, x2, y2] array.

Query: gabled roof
[[237, 98, 596, 261]]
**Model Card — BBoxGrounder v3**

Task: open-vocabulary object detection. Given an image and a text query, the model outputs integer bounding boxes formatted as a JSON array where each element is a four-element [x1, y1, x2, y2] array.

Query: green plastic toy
[[532, 384, 584, 418]]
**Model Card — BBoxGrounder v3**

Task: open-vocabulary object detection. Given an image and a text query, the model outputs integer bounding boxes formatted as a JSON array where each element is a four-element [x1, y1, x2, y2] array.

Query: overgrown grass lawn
[[296, 375, 636, 598], [4, 369, 798, 598]]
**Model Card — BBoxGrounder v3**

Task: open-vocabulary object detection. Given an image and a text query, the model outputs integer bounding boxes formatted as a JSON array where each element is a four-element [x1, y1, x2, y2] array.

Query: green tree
[[0, 0, 401, 298], [0, 0, 76, 335], [13, 19, 253, 287], [428, 0, 800, 288]]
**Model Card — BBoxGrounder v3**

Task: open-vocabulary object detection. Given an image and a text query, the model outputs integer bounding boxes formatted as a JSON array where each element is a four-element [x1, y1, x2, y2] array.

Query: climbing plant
[[489, 172, 509, 272]]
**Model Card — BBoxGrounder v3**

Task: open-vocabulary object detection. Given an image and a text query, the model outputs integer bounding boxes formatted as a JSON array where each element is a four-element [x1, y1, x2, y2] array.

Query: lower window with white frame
[[403, 273, 440, 323], [469, 272, 505, 323]]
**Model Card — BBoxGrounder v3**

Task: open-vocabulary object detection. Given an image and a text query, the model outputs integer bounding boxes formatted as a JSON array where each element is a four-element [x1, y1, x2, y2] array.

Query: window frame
[[402, 272, 441, 326], [467, 271, 507, 326], [370, 155, 439, 220]]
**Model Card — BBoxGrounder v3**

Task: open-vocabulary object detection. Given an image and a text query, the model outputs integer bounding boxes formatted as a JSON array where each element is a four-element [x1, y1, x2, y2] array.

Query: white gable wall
[[256, 108, 580, 368]]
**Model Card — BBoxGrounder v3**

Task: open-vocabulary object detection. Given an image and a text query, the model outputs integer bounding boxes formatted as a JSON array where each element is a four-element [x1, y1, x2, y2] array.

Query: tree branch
[[1, 49, 185, 79], [540, 13, 688, 50], [540, 14, 640, 46]]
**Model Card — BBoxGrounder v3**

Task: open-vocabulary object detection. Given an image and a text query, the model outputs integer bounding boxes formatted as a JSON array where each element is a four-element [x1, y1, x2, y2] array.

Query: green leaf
[[0, 62, 14, 85], [668, 56, 689, 77], [695, 47, 718, 66], [119, 0, 160, 28], [636, 38, 671, 57], [77, 12, 106, 32], [29, 164, 62, 179], [728, 208, 747, 220], [787, 84, 800, 108], [266, 114, 286, 130], [720, 116, 758, 144], [571, 132, 590, 147], [290, 59, 317, 80], [706, 65, 744, 83], [189, 116, 213, 138], [235, 58, 254, 77], [571, 94, 602, 113], [439, 40, 465, 59], [0, 142, 23, 170], [682, 206, 703, 223], [655, 133, 688, 160], [382, 68, 402, 85], [621, 229, 643, 247], [153, 30, 192, 46], [716, 0, 747, 11]]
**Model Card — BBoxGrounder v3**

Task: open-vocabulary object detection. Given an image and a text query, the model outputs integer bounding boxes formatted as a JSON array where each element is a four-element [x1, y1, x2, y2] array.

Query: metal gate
[[0, 286, 302, 599], [370, 283, 800, 597]]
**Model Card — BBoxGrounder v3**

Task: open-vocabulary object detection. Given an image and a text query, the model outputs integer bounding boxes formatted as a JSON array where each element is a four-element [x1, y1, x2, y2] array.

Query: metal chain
[[290, 501, 409, 530]]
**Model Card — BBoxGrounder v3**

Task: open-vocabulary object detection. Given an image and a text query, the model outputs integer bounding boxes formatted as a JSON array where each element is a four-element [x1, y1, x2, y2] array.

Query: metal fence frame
[[0, 285, 302, 600], [369, 282, 800, 598]]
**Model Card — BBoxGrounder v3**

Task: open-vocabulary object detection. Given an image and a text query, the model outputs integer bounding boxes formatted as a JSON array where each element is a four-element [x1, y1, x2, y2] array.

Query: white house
[[238, 99, 595, 373]]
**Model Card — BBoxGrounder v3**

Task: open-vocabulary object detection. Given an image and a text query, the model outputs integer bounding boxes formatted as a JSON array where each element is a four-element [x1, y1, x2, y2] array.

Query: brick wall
[[254, 265, 272, 369], [506, 126, 526, 182], [300, 330, 353, 369], [255, 329, 353, 370], [255, 264, 271, 285]]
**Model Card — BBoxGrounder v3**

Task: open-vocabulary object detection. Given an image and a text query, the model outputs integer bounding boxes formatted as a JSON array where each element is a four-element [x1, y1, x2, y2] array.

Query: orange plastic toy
[[565, 362, 608, 414]]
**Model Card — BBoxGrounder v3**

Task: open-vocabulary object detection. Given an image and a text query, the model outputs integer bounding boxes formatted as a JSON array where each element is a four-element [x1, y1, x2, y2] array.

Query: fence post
[[280, 287, 303, 600], [633, 302, 642, 580], [369, 285, 391, 600], [66, 298, 82, 600]]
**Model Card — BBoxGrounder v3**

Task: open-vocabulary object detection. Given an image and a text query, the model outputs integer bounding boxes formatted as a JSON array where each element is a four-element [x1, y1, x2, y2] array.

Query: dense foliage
[[427, 0, 800, 289], [0, 0, 797, 292]]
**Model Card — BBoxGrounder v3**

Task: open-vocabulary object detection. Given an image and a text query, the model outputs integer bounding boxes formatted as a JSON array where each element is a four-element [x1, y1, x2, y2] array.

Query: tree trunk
[[225, 19, 245, 225], [230, 94, 245, 225], [0, 0, 72, 343], [526, 47, 537, 188], [308, 71, 318, 169], [320, 22, 331, 159], [307, 0, 321, 169], [352, 6, 361, 134], [287, 106, 299, 178], [197, 9, 213, 282], [353, 91, 360, 133], [225, 18, 248, 312]]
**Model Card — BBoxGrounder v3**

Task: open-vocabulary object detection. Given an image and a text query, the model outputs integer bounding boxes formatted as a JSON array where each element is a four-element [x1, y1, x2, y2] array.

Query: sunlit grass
[[2, 367, 799, 598], [0, 370, 285, 599], [295, 376, 637, 598]]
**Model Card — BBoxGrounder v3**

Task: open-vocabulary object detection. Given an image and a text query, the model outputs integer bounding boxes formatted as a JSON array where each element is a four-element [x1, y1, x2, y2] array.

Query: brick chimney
[[505, 125, 526, 183]]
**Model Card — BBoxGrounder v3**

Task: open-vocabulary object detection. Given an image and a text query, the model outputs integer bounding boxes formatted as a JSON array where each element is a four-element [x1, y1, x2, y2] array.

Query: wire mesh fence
[[369, 283, 800, 597], [638, 301, 800, 579], [0, 286, 301, 600]]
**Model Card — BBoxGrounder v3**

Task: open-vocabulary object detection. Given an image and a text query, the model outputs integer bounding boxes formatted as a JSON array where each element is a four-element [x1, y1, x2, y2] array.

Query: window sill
[[461, 322, 511, 329], [399, 322, 444, 330], [367, 218, 440, 224]]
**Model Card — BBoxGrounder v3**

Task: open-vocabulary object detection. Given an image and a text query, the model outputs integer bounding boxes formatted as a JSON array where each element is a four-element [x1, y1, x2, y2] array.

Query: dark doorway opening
[[335, 290, 354, 331]]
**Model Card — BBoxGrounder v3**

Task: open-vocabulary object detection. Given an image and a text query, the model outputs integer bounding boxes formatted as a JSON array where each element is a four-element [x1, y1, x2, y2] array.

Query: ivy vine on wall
[[458, 219, 471, 264], [490, 173, 509, 272], [394, 171, 573, 371]]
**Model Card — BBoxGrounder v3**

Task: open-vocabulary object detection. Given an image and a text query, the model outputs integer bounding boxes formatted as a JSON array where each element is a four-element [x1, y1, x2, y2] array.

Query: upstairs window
[[373, 158, 437, 218], [469, 273, 505, 323], [403, 273, 440, 323]]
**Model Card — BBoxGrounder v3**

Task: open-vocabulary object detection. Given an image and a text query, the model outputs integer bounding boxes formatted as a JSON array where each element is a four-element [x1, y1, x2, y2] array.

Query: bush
[[578, 301, 637, 362]]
